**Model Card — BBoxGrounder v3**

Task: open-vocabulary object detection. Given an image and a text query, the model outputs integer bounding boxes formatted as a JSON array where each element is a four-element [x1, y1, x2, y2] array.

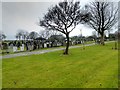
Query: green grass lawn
[[2, 42, 118, 88]]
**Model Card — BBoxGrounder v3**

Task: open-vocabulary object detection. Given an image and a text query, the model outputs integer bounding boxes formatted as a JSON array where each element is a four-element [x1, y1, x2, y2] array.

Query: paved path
[[1, 41, 113, 59]]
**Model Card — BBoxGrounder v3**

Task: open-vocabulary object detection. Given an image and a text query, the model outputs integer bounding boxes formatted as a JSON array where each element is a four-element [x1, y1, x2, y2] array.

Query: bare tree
[[84, 2, 118, 45], [39, 29, 60, 40], [22, 31, 29, 40], [16, 30, 24, 40], [15, 35, 19, 40], [39, 29, 51, 39], [16, 30, 29, 40], [29, 31, 39, 40], [40, 1, 84, 55], [0, 31, 6, 40], [16, 31, 22, 40]]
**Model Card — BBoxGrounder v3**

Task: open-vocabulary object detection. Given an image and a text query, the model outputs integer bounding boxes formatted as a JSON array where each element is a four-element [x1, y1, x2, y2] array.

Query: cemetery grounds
[[2, 42, 118, 88]]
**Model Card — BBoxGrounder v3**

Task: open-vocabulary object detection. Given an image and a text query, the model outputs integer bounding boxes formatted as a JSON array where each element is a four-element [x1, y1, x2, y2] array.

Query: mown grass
[[2, 42, 118, 88]]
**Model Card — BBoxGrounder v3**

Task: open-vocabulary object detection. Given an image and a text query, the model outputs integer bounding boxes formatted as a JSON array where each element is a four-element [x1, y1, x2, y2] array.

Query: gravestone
[[2, 42, 9, 54], [31, 45, 34, 50], [8, 46, 13, 52], [44, 43, 47, 48], [20, 44, 24, 51], [28, 44, 33, 51], [13, 46, 17, 52], [57, 43, 62, 46], [28, 45, 31, 51]]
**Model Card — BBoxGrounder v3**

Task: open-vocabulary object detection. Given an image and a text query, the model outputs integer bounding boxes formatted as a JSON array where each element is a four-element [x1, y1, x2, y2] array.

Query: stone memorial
[[13, 46, 17, 52], [44, 43, 47, 48], [20, 44, 24, 51]]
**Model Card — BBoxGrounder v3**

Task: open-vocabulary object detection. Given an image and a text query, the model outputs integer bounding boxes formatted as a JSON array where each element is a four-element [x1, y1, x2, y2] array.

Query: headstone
[[22, 44, 24, 47], [57, 43, 61, 46], [20, 47, 24, 51], [44, 43, 47, 48], [28, 44, 33, 51], [8, 46, 13, 52], [31, 45, 34, 50], [10, 43, 13, 48], [28, 45, 31, 51], [81, 41, 83, 44], [13, 46, 17, 52], [20, 44, 24, 51]]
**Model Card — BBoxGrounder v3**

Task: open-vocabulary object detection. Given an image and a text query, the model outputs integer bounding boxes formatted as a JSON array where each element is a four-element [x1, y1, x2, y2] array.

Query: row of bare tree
[[15, 30, 38, 40], [15, 29, 60, 41]]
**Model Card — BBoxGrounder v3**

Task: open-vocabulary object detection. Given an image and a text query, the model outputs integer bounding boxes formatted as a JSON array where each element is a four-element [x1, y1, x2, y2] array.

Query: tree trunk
[[64, 33, 69, 55], [100, 33, 105, 45]]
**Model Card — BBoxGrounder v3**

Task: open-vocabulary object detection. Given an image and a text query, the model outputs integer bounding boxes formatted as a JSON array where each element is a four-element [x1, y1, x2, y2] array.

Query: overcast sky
[[1, 0, 118, 40]]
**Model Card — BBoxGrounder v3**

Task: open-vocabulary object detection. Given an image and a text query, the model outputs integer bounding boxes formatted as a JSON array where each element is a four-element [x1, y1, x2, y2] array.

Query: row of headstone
[[2, 40, 64, 53], [13, 46, 17, 52], [43, 42, 62, 48], [12, 44, 25, 52]]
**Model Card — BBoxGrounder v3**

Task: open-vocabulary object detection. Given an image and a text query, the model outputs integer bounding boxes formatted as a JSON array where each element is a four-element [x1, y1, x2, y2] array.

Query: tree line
[[15, 29, 61, 40]]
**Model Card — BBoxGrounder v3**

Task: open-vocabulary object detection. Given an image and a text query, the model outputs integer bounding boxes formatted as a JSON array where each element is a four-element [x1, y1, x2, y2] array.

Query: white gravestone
[[28, 45, 33, 51], [20, 44, 24, 51], [28, 45, 31, 51], [31, 45, 34, 50], [13, 46, 17, 52], [8, 44, 13, 52], [8, 46, 12, 52], [44, 43, 47, 48]]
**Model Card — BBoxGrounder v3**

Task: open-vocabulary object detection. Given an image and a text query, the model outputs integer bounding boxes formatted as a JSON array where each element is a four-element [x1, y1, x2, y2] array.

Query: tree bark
[[64, 33, 69, 55], [100, 33, 105, 45]]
